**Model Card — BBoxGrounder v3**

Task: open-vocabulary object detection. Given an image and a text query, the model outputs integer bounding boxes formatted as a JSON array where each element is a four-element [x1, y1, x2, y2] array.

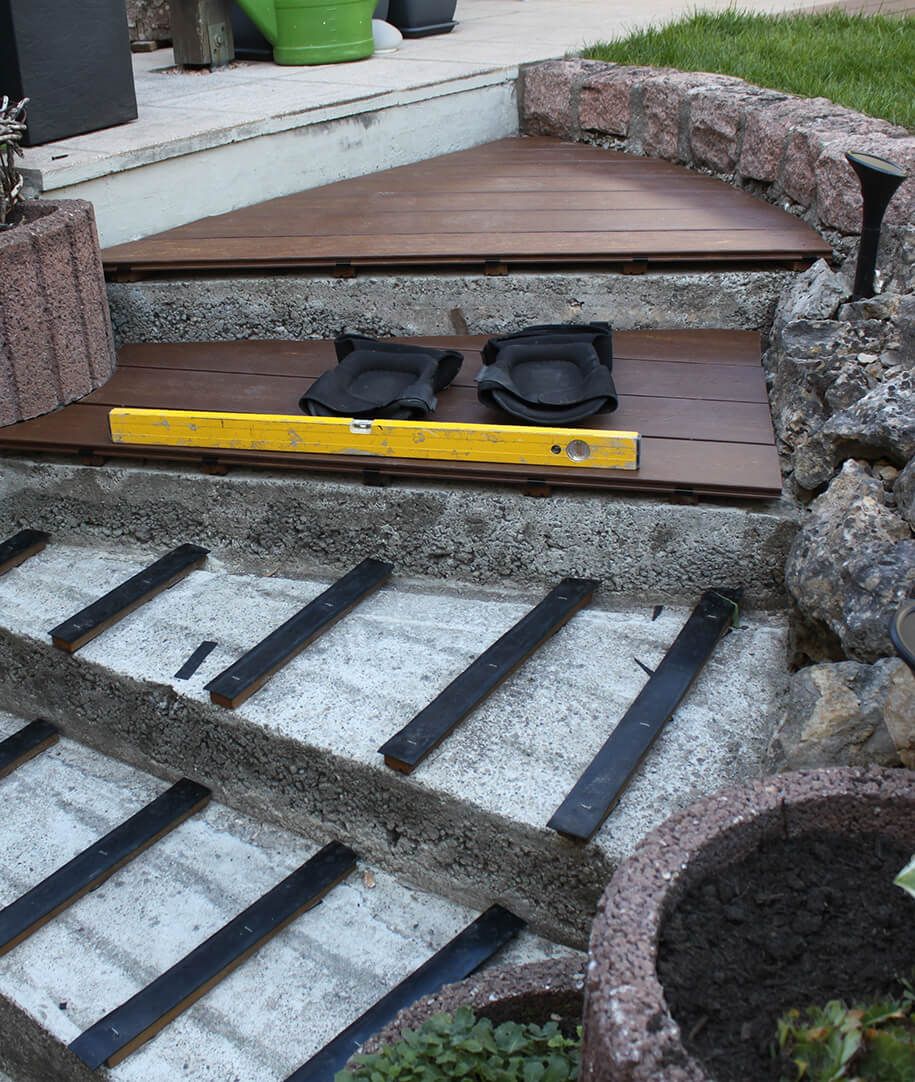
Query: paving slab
[[0, 542, 789, 945], [0, 710, 572, 1082]]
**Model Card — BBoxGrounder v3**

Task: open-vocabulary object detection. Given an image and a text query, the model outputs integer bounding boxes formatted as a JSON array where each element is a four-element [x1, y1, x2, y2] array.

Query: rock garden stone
[[126, 0, 171, 43], [896, 456, 915, 527], [785, 460, 915, 662], [768, 656, 914, 770], [821, 366, 915, 464]]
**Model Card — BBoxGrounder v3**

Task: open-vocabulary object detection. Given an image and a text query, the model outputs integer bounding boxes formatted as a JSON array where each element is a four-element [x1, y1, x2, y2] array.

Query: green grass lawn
[[582, 8, 915, 130]]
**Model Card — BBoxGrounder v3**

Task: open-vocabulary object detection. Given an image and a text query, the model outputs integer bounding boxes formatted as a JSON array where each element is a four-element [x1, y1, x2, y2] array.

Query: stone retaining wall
[[520, 59, 915, 242], [520, 60, 915, 770]]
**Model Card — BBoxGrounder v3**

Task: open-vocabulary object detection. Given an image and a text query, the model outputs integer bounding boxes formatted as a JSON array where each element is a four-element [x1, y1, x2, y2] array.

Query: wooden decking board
[[114, 330, 764, 371], [0, 332, 783, 498], [102, 137, 830, 275], [113, 354, 768, 402], [91, 370, 771, 444], [170, 206, 798, 240], [105, 229, 828, 271]]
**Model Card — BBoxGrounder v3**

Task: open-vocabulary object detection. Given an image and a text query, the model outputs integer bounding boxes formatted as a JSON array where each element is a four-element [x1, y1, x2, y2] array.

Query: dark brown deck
[[102, 138, 830, 276], [0, 332, 783, 499]]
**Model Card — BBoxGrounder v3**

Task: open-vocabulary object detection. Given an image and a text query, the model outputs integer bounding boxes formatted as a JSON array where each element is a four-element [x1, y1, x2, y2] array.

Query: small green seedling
[[775, 855, 915, 1081], [893, 856, 915, 901], [777, 991, 915, 1082], [336, 1005, 581, 1082]]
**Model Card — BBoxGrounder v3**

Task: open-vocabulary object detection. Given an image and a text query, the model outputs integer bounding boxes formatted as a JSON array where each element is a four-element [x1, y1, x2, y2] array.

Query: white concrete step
[[0, 540, 790, 945], [0, 710, 572, 1082]]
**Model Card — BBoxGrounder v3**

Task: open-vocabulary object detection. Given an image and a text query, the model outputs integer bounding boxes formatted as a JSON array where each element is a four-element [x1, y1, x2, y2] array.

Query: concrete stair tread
[[0, 544, 788, 876], [0, 710, 571, 1082]]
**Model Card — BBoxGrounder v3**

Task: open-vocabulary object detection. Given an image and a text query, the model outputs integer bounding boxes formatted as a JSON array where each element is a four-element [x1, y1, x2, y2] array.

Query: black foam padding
[[476, 322, 617, 424], [300, 335, 463, 419]]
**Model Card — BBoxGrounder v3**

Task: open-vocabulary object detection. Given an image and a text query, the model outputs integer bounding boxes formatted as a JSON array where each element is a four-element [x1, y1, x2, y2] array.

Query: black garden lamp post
[[845, 150, 907, 301], [890, 601, 915, 674]]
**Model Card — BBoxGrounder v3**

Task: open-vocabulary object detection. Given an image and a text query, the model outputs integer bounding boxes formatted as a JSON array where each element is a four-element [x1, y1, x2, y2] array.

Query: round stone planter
[[359, 956, 585, 1058], [0, 199, 116, 427], [581, 767, 915, 1082]]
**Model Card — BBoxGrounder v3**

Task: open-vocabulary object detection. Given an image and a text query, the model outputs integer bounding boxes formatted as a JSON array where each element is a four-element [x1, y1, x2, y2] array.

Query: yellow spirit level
[[108, 409, 640, 471]]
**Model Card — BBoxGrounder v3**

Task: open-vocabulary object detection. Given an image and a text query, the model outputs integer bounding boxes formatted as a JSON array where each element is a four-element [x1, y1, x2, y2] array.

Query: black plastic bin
[[0, 0, 137, 146]]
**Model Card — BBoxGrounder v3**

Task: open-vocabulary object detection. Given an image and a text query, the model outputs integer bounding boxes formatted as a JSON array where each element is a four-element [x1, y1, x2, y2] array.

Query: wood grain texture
[[102, 137, 830, 274], [0, 331, 783, 498]]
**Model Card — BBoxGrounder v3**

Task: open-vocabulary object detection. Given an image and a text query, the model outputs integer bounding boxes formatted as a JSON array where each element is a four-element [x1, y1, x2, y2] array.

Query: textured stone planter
[[0, 200, 117, 427], [581, 767, 915, 1082], [360, 956, 585, 1055]]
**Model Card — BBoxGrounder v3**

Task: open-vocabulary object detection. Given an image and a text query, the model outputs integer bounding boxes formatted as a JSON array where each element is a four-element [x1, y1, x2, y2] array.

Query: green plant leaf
[[894, 855, 915, 900]]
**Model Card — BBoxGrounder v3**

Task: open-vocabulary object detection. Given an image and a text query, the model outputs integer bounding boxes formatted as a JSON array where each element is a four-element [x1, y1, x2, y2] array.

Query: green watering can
[[235, 0, 376, 64]]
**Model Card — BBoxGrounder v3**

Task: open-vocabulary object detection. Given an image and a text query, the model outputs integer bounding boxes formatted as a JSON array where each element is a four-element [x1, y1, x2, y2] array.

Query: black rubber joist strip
[[0, 719, 59, 780], [49, 543, 209, 653], [0, 529, 50, 576], [285, 904, 526, 1082], [69, 840, 358, 1070], [548, 588, 742, 843], [0, 778, 210, 958], [379, 578, 597, 774], [206, 557, 393, 708]]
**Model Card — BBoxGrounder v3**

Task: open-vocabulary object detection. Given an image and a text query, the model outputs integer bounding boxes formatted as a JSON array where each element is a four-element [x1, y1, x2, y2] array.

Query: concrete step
[[22, 50, 519, 249], [0, 709, 572, 1082], [0, 540, 790, 946], [107, 266, 796, 347], [0, 458, 797, 610]]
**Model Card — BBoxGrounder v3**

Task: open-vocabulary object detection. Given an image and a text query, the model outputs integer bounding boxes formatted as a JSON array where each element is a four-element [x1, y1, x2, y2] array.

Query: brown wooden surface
[[102, 137, 831, 275], [0, 331, 783, 499]]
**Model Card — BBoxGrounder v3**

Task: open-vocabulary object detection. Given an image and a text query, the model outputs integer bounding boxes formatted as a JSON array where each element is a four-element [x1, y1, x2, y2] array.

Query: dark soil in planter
[[657, 830, 915, 1082], [1, 202, 56, 230]]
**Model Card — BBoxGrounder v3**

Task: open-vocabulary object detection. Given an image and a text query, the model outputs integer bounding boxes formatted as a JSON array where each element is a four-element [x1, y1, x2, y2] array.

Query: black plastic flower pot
[[386, 0, 456, 36], [0, 0, 137, 146]]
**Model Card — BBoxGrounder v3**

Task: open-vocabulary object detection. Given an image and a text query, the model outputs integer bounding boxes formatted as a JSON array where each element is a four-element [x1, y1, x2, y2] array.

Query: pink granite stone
[[687, 87, 746, 173], [579, 67, 650, 136], [776, 99, 908, 207], [640, 71, 737, 162], [0, 200, 116, 426], [739, 98, 811, 182], [522, 59, 603, 138], [816, 134, 915, 234], [781, 124, 852, 207]]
